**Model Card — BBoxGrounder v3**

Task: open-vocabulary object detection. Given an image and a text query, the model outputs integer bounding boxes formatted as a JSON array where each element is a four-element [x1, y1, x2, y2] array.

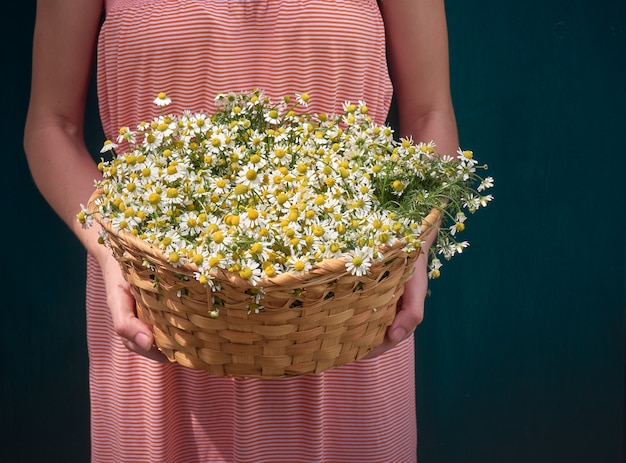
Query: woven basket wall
[[88, 191, 438, 377]]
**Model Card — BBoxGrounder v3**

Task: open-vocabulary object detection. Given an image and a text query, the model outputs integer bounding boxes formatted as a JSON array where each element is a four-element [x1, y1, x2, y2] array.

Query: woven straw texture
[[88, 189, 438, 377]]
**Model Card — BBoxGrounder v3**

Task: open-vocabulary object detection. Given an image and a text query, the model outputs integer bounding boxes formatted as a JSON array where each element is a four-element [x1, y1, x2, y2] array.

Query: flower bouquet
[[80, 90, 493, 377]]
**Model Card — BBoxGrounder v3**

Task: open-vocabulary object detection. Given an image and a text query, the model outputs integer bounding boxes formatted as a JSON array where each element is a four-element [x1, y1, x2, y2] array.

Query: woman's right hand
[[101, 253, 170, 363]]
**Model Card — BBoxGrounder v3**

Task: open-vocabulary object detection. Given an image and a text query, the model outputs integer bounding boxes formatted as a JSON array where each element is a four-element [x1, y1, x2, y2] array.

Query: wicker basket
[[88, 189, 439, 377]]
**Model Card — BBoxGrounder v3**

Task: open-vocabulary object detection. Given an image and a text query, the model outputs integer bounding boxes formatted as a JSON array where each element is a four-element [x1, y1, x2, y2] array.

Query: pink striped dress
[[89, 1, 417, 461]]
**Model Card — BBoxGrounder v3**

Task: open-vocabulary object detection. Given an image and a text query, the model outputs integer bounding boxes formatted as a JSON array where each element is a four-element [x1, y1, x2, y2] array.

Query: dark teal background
[[2, 1, 624, 462]]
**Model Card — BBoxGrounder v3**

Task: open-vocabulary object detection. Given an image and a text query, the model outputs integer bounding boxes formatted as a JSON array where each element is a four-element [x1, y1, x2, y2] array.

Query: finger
[[363, 336, 394, 359], [121, 335, 170, 363], [388, 262, 428, 342], [363, 255, 429, 360], [112, 300, 170, 363], [363, 296, 423, 360], [103, 258, 169, 363], [388, 295, 424, 343]]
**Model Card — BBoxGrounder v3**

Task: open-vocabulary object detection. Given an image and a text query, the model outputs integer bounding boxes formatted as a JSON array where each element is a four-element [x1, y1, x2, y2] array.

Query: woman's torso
[[97, 0, 393, 137]]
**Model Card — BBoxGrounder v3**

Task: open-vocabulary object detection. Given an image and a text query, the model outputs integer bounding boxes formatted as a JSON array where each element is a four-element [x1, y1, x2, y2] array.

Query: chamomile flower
[[237, 258, 262, 285], [240, 206, 265, 231], [159, 229, 185, 253], [454, 241, 470, 255], [238, 164, 263, 187], [162, 160, 188, 183], [153, 92, 171, 106], [116, 127, 135, 144], [480, 195, 494, 208], [344, 247, 372, 276], [77, 205, 93, 228], [269, 145, 292, 166], [178, 211, 204, 237], [135, 160, 159, 183], [264, 108, 282, 125], [449, 212, 467, 236], [188, 112, 210, 135], [142, 130, 163, 151], [100, 139, 117, 153], [428, 258, 443, 279], [288, 255, 313, 275], [188, 246, 210, 268], [246, 240, 273, 262], [296, 93, 310, 107], [462, 193, 482, 213], [209, 177, 231, 196], [261, 261, 281, 279], [111, 214, 135, 232], [193, 269, 214, 287], [477, 176, 494, 192], [457, 148, 478, 166]]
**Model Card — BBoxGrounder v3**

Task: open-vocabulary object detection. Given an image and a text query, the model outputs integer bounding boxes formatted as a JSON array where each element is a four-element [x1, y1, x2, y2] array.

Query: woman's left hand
[[362, 251, 429, 359], [363, 210, 441, 360]]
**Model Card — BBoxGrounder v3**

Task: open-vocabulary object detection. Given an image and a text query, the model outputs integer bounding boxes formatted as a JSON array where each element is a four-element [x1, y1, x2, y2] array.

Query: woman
[[24, 0, 458, 461]]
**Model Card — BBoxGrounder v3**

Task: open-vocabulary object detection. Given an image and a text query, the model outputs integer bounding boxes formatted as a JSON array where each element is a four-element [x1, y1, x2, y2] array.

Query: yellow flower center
[[247, 208, 259, 220], [249, 243, 263, 255], [213, 231, 224, 244], [239, 267, 253, 280], [312, 225, 325, 237], [288, 210, 299, 222], [234, 184, 248, 196], [276, 192, 288, 205]]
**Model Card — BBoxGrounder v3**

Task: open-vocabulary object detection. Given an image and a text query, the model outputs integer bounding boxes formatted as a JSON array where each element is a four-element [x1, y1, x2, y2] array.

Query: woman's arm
[[366, 0, 459, 358], [381, 0, 458, 152], [24, 0, 105, 257], [24, 0, 167, 362]]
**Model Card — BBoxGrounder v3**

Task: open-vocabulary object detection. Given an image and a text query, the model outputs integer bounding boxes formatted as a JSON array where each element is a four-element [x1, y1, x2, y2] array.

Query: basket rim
[[87, 187, 440, 288]]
